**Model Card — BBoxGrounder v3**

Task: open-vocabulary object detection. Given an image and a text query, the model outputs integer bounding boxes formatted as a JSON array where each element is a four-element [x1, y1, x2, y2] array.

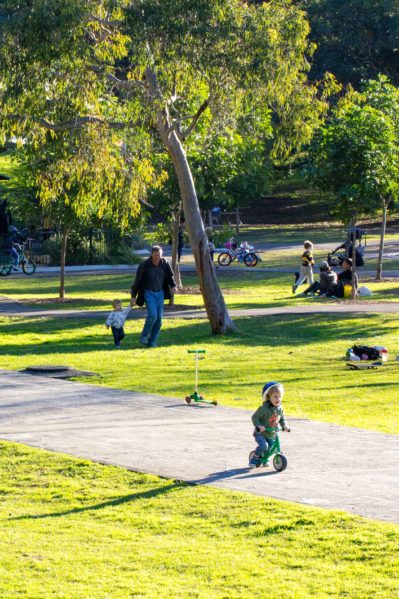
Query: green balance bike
[[249, 426, 289, 472]]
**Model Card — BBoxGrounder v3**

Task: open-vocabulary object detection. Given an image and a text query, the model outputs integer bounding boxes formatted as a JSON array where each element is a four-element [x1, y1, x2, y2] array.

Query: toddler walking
[[249, 382, 290, 469], [106, 299, 134, 348], [292, 240, 314, 294]]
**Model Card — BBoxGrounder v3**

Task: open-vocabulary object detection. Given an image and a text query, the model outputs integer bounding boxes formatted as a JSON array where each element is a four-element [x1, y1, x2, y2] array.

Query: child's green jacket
[[251, 401, 287, 439]]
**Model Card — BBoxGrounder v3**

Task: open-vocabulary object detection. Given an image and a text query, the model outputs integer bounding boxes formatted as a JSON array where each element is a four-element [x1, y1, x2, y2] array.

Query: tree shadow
[[0, 313, 396, 359], [7, 481, 184, 521]]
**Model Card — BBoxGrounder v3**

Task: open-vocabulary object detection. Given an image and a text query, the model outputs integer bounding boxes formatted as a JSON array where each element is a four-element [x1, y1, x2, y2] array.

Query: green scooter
[[184, 349, 217, 406]]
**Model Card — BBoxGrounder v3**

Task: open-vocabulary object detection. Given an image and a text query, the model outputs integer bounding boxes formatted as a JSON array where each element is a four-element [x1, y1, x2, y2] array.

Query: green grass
[[0, 441, 397, 598], [2, 271, 399, 312], [1, 312, 399, 434]]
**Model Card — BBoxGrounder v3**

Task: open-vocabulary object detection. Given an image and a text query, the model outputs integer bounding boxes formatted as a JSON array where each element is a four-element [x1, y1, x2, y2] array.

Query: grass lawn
[[1, 311, 399, 434], [2, 271, 399, 312], [0, 441, 397, 599]]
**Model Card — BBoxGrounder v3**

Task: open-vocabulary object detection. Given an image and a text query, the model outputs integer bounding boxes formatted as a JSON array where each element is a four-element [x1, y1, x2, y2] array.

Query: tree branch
[[88, 15, 125, 29], [5, 114, 126, 132], [180, 96, 212, 140]]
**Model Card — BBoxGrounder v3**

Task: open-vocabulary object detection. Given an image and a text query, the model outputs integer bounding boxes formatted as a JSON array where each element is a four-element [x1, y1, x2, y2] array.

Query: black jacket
[[131, 258, 176, 307]]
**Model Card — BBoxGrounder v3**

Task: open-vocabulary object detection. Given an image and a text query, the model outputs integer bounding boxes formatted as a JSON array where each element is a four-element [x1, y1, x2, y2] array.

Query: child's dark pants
[[111, 326, 125, 346]]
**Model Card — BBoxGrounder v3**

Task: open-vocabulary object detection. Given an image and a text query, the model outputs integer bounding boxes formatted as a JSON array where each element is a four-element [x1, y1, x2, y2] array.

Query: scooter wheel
[[273, 453, 288, 472], [184, 395, 192, 404], [212, 400, 218, 406]]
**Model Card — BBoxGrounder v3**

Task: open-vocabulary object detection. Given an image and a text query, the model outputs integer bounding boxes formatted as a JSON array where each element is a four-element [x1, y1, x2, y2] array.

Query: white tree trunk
[[235, 205, 241, 236], [171, 210, 182, 290], [146, 68, 235, 333], [376, 201, 388, 281], [351, 219, 357, 300], [167, 136, 235, 333], [59, 225, 68, 299]]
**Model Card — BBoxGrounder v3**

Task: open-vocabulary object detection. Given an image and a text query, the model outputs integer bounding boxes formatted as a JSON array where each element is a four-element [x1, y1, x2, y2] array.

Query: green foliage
[[308, 77, 399, 223], [299, 0, 399, 87], [210, 225, 236, 247]]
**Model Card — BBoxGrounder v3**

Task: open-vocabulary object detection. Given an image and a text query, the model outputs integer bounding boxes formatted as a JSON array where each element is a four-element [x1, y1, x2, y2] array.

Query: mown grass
[[2, 271, 399, 312], [1, 312, 399, 434], [0, 441, 397, 599]]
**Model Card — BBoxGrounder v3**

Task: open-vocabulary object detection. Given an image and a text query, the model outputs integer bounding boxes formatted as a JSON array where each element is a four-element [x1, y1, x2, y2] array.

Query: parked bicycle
[[0, 240, 37, 276], [217, 241, 261, 267]]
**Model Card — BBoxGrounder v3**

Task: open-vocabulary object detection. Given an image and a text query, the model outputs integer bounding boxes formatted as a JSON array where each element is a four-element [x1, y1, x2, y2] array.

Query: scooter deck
[[346, 361, 383, 370]]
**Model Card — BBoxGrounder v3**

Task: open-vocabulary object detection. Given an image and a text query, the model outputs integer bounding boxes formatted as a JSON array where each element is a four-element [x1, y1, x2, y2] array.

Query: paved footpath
[[0, 296, 398, 320], [1, 369, 398, 524]]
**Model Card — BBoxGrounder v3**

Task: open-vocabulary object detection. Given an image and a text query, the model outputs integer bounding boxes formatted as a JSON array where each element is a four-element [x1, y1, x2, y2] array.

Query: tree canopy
[[0, 0, 330, 332], [298, 0, 399, 87]]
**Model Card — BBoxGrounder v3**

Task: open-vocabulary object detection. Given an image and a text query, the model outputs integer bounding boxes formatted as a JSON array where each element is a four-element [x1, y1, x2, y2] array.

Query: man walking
[[131, 245, 176, 347]]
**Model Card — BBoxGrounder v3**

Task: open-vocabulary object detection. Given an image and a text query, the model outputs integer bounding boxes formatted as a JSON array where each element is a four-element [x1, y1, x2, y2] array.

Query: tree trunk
[[145, 68, 235, 333], [235, 205, 241, 236], [59, 225, 69, 299], [350, 219, 357, 300], [171, 209, 182, 291], [376, 201, 388, 281], [169, 138, 235, 332]]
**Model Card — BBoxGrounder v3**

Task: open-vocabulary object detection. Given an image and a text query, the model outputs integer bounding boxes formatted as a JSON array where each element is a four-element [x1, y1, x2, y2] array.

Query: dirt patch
[[176, 286, 243, 295], [19, 298, 87, 305]]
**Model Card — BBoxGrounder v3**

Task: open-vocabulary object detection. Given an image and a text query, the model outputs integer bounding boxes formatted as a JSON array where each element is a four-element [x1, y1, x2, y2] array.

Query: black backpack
[[352, 345, 380, 360]]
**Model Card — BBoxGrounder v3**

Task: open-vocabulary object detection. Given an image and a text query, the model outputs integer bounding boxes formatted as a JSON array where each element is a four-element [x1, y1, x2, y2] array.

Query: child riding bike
[[249, 382, 290, 469]]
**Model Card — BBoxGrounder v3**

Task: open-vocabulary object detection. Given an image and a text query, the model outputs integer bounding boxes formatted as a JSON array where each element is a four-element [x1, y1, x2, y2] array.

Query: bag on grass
[[351, 345, 380, 360]]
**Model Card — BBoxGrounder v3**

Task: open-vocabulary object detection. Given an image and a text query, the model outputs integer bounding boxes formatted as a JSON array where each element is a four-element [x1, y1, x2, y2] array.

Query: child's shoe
[[291, 285, 296, 294], [248, 452, 260, 469]]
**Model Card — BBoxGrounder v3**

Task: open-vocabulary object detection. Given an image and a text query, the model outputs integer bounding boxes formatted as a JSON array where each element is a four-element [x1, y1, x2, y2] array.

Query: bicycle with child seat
[[0, 241, 36, 276], [218, 242, 261, 267], [249, 426, 289, 472]]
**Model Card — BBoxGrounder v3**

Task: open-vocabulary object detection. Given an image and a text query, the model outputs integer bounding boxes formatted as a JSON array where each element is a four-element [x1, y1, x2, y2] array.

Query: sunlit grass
[[2, 271, 399, 312], [0, 441, 397, 599]]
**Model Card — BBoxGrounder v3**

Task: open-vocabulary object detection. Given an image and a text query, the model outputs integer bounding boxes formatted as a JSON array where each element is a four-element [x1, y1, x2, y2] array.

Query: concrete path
[[6, 262, 399, 278], [1, 369, 398, 523], [0, 298, 398, 320]]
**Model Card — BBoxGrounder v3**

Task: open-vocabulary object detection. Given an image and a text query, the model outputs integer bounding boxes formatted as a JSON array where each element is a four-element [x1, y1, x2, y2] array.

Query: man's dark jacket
[[131, 257, 176, 306]]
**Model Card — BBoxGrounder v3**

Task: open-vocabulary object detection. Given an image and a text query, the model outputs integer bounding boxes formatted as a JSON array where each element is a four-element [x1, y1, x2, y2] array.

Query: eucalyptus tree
[[0, 0, 328, 332], [309, 83, 399, 286]]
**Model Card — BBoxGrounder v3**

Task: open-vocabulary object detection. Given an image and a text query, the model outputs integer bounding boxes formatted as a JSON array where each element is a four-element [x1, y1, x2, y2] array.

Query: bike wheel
[[244, 253, 258, 267], [273, 453, 288, 472], [0, 264, 12, 276], [22, 259, 36, 275], [218, 252, 232, 266]]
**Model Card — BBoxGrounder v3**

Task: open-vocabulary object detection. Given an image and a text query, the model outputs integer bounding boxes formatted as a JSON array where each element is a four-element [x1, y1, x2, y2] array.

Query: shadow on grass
[[0, 274, 134, 298], [8, 481, 185, 521], [0, 313, 396, 358]]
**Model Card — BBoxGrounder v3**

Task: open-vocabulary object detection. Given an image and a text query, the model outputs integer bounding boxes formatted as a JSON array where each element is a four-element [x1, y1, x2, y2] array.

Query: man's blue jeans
[[141, 290, 164, 346]]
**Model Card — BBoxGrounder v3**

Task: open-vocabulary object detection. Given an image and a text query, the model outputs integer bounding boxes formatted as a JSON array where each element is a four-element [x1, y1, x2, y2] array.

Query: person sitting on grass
[[297, 261, 337, 297], [292, 240, 314, 294], [334, 258, 358, 298], [249, 382, 290, 469], [106, 298, 134, 348]]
